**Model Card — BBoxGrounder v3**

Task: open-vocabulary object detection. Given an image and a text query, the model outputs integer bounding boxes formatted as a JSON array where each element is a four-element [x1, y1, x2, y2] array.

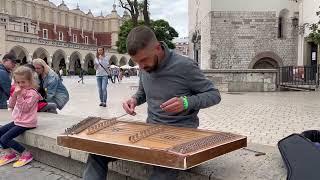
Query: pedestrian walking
[[78, 68, 84, 84], [94, 47, 110, 107]]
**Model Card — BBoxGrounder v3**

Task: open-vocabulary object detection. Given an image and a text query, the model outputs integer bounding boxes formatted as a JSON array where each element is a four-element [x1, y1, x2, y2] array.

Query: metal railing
[[279, 65, 320, 88]]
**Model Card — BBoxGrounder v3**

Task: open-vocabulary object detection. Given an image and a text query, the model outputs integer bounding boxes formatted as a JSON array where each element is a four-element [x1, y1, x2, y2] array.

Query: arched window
[[278, 9, 289, 39], [253, 58, 279, 69]]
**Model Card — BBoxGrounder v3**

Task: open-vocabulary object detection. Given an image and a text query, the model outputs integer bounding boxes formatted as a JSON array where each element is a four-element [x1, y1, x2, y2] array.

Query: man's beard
[[144, 55, 159, 73]]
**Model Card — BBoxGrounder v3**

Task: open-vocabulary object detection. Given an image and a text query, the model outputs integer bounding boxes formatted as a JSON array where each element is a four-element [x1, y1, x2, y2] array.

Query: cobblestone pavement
[[60, 76, 320, 146], [0, 153, 80, 180]]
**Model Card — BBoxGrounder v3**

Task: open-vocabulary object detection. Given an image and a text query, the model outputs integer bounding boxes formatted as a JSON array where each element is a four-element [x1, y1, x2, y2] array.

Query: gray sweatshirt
[[94, 56, 110, 76], [133, 43, 221, 128]]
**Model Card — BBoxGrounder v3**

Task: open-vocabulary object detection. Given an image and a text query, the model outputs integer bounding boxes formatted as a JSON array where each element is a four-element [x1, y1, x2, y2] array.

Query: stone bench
[[0, 110, 287, 180]]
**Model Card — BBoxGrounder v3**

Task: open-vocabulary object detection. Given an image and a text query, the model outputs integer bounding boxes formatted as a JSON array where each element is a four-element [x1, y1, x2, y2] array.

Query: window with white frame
[[58, 32, 64, 41], [84, 36, 88, 44], [73, 34, 77, 43], [43, 29, 48, 39]]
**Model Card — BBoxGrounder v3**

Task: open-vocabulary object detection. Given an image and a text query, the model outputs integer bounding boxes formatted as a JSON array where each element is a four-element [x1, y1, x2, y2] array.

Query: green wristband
[[182, 96, 188, 110]]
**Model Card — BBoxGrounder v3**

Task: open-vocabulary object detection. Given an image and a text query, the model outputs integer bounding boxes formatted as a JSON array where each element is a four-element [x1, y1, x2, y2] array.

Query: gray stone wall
[[204, 69, 278, 92], [209, 11, 298, 69]]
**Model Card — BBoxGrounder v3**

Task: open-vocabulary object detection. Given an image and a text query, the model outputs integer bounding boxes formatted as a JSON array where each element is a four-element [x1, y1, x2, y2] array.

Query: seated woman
[[32, 59, 69, 111], [9, 64, 58, 113]]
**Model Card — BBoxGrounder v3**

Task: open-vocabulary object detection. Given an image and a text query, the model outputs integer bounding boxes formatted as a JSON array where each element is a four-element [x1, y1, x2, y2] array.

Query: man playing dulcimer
[[83, 25, 221, 180]]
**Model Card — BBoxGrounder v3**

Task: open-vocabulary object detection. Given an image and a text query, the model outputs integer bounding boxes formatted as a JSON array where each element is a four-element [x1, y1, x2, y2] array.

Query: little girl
[[0, 66, 42, 167]]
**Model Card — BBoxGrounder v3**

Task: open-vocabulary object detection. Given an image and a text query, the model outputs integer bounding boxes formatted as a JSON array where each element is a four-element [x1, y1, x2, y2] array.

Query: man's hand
[[122, 98, 137, 115], [160, 97, 184, 113]]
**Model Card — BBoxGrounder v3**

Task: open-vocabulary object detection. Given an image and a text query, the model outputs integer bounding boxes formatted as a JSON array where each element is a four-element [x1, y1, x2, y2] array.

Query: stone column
[[48, 55, 53, 68], [81, 59, 87, 71], [66, 56, 70, 75], [111, 32, 118, 50], [110, 8, 119, 50], [27, 53, 32, 64]]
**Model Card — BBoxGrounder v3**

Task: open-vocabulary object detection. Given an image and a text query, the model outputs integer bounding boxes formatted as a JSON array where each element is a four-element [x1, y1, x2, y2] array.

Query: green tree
[[118, 0, 150, 27], [142, 0, 150, 26], [152, 19, 179, 49], [116, 19, 179, 53], [119, 0, 139, 26], [307, 9, 320, 45]]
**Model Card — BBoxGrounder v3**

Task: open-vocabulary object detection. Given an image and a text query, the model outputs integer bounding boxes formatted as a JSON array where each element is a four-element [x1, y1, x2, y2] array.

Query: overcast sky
[[50, 0, 188, 38]]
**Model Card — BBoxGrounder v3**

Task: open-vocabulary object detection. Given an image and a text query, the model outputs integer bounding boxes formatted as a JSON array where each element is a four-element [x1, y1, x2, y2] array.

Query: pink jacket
[[8, 88, 42, 128]]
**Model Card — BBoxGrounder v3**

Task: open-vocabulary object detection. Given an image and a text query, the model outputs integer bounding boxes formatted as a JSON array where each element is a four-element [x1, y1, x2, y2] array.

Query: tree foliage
[[307, 9, 320, 44], [119, 0, 139, 26], [142, 0, 150, 26], [116, 19, 179, 53], [118, 0, 150, 27], [116, 20, 143, 54]]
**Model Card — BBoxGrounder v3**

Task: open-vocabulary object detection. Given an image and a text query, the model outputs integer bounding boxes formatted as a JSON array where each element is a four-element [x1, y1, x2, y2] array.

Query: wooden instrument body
[[57, 118, 247, 170]]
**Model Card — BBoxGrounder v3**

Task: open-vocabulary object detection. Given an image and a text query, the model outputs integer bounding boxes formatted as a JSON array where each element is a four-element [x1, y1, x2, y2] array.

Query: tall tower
[[109, 4, 119, 50]]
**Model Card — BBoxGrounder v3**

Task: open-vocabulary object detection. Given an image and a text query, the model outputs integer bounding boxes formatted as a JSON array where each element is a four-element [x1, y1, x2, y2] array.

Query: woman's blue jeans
[[96, 76, 108, 104]]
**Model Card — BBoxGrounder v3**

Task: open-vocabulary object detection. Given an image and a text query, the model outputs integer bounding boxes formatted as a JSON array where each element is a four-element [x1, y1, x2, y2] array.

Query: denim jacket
[[42, 69, 69, 110], [0, 64, 11, 109]]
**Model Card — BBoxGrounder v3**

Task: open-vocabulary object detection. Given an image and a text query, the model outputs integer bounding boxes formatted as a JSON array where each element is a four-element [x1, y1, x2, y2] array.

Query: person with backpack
[[0, 53, 17, 109]]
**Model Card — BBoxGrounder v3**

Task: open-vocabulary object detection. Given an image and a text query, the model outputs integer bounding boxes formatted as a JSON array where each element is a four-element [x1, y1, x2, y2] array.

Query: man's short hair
[[2, 53, 17, 64], [126, 26, 158, 56]]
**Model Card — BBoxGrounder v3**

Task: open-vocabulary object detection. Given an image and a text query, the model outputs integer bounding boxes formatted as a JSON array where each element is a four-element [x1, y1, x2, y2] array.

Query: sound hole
[[112, 128, 123, 132], [160, 135, 180, 140]]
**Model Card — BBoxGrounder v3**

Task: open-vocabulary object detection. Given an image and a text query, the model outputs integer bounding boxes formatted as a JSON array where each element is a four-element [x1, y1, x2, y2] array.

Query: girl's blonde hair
[[32, 58, 50, 75], [13, 66, 39, 89]]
